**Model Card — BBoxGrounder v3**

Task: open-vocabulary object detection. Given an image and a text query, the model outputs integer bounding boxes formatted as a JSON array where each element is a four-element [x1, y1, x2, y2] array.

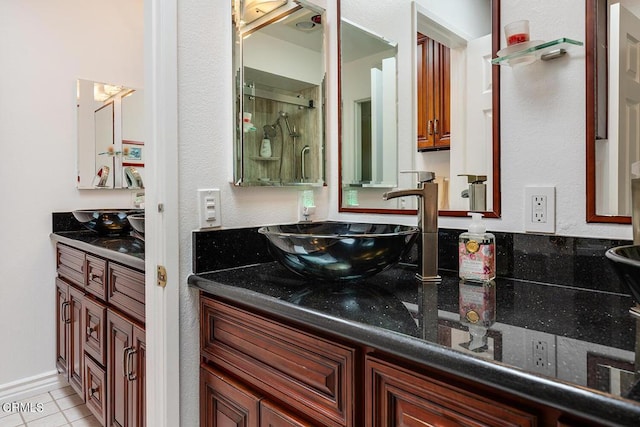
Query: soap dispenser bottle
[[259, 133, 272, 158], [459, 212, 495, 282]]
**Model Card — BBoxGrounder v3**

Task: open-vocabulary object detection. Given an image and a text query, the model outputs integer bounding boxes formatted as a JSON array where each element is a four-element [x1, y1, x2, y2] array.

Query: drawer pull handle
[[61, 301, 71, 324], [89, 272, 101, 281], [126, 348, 138, 381], [427, 120, 433, 136], [434, 118, 439, 135], [89, 386, 99, 398], [122, 347, 131, 378]]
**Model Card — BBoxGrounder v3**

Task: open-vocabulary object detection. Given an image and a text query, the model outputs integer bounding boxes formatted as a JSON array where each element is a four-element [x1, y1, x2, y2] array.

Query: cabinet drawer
[[365, 356, 537, 427], [201, 297, 355, 427], [86, 255, 107, 300], [84, 355, 107, 426], [57, 244, 85, 288], [83, 297, 106, 366], [108, 263, 145, 323]]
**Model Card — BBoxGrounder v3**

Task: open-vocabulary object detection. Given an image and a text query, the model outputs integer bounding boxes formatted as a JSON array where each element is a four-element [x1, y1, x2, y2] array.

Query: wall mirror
[[77, 79, 145, 189], [232, 0, 326, 187], [586, 0, 640, 223], [338, 0, 500, 217]]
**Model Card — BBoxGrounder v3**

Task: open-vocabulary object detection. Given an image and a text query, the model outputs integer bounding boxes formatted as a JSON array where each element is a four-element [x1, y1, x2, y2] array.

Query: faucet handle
[[401, 170, 436, 183], [458, 174, 487, 184]]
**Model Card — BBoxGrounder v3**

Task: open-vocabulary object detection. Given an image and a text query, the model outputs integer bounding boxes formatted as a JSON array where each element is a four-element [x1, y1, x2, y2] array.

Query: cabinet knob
[[89, 272, 101, 281], [86, 325, 97, 336]]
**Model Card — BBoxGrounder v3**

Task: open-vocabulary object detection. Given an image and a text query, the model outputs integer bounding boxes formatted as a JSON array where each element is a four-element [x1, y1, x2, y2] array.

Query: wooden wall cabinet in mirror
[[232, 0, 326, 187], [417, 33, 451, 151], [586, 0, 640, 224], [339, 0, 501, 218]]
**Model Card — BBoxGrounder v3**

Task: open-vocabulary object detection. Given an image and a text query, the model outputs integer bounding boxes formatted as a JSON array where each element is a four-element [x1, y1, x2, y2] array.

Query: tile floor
[[0, 378, 99, 427]]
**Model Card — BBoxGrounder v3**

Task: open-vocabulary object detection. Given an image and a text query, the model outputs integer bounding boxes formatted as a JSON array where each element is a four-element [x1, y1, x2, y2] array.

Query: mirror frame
[[337, 0, 501, 218], [585, 0, 631, 224]]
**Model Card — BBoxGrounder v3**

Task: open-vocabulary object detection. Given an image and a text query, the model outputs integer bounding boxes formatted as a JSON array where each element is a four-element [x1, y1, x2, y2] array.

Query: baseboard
[[0, 370, 64, 402]]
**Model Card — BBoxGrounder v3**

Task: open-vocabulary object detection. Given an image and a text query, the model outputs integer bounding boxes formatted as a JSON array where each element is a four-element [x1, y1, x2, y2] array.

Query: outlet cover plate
[[524, 186, 555, 233]]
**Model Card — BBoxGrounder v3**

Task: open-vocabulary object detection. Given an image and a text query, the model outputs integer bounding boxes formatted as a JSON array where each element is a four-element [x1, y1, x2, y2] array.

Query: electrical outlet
[[198, 189, 221, 229], [524, 187, 555, 233], [524, 330, 557, 377]]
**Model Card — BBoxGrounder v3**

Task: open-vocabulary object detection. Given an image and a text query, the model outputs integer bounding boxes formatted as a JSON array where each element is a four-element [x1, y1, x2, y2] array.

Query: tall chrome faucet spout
[[383, 171, 439, 283]]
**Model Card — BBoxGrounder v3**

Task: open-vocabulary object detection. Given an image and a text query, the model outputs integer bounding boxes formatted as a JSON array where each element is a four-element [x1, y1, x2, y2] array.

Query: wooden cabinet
[[56, 278, 85, 397], [55, 243, 145, 427], [199, 364, 314, 427], [107, 309, 145, 427], [417, 33, 451, 151], [365, 356, 537, 427], [200, 296, 356, 427], [200, 294, 615, 427]]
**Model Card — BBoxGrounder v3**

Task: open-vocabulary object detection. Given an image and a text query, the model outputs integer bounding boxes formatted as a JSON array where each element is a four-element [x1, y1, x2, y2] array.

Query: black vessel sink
[[258, 221, 419, 281], [73, 209, 143, 236], [606, 245, 640, 303]]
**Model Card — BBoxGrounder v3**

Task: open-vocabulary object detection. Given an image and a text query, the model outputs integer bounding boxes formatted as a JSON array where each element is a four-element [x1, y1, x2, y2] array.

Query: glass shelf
[[491, 38, 583, 66]]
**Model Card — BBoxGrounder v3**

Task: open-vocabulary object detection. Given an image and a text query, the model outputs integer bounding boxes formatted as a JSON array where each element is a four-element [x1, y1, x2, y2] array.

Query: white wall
[[0, 0, 143, 387]]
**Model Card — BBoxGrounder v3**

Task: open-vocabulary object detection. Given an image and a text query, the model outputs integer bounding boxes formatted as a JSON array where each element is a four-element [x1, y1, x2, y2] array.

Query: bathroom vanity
[[189, 226, 640, 427], [52, 230, 145, 427]]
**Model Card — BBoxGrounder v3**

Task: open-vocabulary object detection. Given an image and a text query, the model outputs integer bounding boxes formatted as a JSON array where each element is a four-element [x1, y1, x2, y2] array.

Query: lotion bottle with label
[[459, 213, 495, 282]]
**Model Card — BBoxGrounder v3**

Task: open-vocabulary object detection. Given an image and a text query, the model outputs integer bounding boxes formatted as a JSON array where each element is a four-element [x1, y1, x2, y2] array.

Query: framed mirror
[[586, 0, 640, 224], [77, 79, 144, 189], [232, 0, 326, 187], [338, 0, 501, 218]]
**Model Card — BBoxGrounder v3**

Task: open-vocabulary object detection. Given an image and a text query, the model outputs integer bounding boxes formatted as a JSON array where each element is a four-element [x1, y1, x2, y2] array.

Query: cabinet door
[[68, 286, 85, 397], [417, 34, 451, 151], [56, 279, 69, 375], [83, 297, 107, 366], [200, 365, 260, 427], [131, 325, 146, 427], [85, 354, 107, 425], [260, 400, 314, 427], [107, 309, 133, 427], [366, 356, 537, 427]]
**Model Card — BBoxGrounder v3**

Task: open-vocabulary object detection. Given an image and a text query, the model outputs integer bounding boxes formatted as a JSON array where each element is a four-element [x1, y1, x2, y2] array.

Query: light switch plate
[[198, 189, 221, 229]]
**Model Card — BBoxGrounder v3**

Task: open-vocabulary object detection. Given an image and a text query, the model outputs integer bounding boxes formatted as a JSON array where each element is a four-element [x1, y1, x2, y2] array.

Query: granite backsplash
[[193, 225, 632, 295]]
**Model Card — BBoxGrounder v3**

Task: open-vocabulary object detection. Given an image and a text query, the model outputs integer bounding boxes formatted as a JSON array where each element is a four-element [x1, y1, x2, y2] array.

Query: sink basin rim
[[605, 245, 640, 267], [258, 222, 419, 239]]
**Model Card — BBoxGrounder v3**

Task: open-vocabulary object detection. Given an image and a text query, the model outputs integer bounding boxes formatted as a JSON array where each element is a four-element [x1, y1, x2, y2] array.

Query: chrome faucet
[[383, 171, 439, 283]]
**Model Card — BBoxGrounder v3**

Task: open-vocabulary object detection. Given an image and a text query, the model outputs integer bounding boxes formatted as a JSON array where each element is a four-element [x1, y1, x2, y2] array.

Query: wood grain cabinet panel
[[417, 33, 451, 151], [83, 297, 107, 366], [68, 285, 85, 398], [201, 297, 355, 427], [107, 309, 145, 427], [57, 244, 86, 288], [108, 263, 145, 324], [260, 401, 315, 427], [365, 356, 537, 427], [56, 279, 69, 375], [85, 354, 107, 425], [86, 255, 107, 300], [200, 365, 260, 427]]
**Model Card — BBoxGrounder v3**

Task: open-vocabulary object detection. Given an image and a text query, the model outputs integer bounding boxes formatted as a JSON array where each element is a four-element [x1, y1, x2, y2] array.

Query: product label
[[459, 240, 495, 281]]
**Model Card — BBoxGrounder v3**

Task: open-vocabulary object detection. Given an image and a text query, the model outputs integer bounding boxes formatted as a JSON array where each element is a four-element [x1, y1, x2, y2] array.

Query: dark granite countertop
[[189, 262, 640, 426], [51, 231, 145, 271]]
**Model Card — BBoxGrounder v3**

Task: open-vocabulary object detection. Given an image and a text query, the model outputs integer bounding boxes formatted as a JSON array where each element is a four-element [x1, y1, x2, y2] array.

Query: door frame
[[144, 0, 180, 425]]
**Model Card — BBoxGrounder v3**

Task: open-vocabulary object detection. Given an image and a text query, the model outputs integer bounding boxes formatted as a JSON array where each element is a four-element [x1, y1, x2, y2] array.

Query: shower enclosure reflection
[[233, 0, 326, 186]]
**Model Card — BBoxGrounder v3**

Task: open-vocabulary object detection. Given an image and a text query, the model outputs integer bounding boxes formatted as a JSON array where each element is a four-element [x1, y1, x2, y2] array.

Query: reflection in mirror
[[338, 0, 501, 217], [340, 19, 398, 190], [94, 103, 114, 188], [233, 0, 326, 187], [587, 0, 640, 222], [77, 79, 143, 189]]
